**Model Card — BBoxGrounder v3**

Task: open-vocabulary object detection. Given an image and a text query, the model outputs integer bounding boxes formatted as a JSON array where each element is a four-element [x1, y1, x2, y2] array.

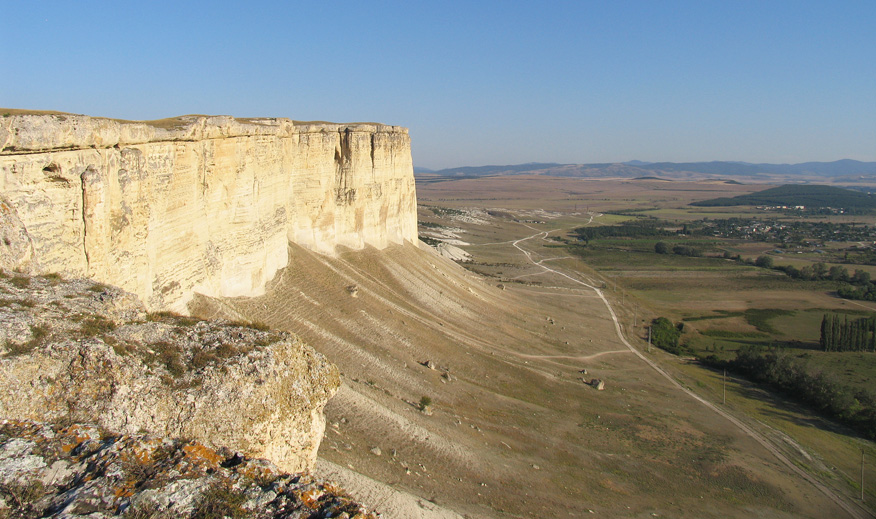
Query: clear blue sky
[[3, 1, 874, 169]]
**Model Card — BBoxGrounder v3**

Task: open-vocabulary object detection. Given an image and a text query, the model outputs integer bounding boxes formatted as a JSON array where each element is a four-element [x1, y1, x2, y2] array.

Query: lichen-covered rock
[[0, 112, 417, 312], [0, 419, 378, 518], [0, 273, 339, 474]]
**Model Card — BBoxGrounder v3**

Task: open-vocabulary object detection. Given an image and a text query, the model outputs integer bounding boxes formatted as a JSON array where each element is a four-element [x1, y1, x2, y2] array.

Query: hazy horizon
[[414, 157, 876, 172], [4, 1, 874, 170]]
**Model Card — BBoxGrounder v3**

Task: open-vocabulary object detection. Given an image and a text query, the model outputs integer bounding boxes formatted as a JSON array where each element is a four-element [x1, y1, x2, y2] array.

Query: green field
[[678, 307, 876, 392]]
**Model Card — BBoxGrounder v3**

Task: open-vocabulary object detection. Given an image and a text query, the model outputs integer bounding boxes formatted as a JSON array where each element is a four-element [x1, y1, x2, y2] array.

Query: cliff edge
[[0, 111, 417, 312]]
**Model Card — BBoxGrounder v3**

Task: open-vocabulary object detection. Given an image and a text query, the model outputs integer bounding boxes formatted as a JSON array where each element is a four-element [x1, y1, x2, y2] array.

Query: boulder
[[0, 274, 338, 473]]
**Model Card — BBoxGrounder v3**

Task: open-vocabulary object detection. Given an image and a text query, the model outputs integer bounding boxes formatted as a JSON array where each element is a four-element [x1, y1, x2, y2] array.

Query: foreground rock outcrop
[[0, 272, 339, 474], [0, 111, 417, 312], [0, 419, 377, 518]]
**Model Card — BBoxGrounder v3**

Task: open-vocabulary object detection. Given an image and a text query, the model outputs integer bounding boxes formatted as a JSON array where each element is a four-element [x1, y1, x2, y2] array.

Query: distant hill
[[431, 162, 564, 177], [691, 184, 876, 209], [422, 159, 876, 180]]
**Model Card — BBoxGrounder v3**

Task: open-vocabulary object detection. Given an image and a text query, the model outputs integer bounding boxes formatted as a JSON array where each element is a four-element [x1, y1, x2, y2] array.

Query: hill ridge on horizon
[[415, 159, 876, 179]]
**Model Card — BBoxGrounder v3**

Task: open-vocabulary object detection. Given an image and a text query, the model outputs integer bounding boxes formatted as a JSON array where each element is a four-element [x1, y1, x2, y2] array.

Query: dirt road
[[511, 221, 872, 519]]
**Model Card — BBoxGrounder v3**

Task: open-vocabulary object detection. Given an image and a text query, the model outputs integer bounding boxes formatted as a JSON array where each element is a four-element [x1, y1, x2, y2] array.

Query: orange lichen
[[181, 442, 224, 468], [0, 419, 378, 518], [126, 437, 164, 464], [237, 462, 278, 483], [113, 483, 135, 499], [323, 482, 343, 495], [299, 488, 324, 509]]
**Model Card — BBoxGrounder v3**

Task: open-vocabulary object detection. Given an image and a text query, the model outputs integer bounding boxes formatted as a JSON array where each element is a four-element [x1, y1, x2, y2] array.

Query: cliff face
[[0, 112, 417, 312]]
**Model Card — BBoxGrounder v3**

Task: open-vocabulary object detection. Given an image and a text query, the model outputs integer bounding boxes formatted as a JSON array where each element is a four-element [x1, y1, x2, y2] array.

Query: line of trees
[[654, 242, 703, 257], [836, 280, 876, 301], [771, 261, 868, 283], [574, 220, 671, 242], [746, 256, 876, 302], [702, 346, 876, 440], [820, 314, 876, 352]]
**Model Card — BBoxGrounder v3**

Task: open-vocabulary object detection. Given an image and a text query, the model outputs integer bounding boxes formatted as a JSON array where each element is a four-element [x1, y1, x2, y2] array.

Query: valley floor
[[193, 226, 871, 518]]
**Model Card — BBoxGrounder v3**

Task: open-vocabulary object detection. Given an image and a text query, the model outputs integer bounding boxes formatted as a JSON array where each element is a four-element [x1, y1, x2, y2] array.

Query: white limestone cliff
[[0, 112, 418, 312]]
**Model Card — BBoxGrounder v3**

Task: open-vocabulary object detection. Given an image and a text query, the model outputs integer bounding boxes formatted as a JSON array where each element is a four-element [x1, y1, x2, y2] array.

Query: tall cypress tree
[[872, 323, 876, 352], [852, 320, 860, 351], [871, 317, 876, 352], [820, 314, 828, 351]]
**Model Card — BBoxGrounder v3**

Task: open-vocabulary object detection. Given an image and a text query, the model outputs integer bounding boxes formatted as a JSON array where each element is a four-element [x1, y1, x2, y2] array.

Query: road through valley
[[508, 217, 871, 519]]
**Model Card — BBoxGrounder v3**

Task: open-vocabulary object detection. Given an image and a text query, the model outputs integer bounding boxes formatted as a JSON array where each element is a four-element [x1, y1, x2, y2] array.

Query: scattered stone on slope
[[0, 272, 339, 474], [0, 419, 378, 518]]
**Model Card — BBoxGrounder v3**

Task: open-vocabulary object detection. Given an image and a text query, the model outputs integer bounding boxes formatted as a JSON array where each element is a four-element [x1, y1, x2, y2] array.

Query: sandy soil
[[315, 458, 462, 519]]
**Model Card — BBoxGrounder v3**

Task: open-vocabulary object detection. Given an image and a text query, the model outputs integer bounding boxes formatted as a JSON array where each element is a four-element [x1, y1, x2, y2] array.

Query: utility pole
[[647, 326, 651, 353], [863, 449, 866, 502], [723, 369, 726, 405]]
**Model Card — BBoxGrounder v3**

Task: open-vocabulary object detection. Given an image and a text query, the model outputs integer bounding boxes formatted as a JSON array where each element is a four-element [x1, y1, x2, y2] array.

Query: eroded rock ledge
[[0, 111, 417, 312], [0, 272, 339, 474]]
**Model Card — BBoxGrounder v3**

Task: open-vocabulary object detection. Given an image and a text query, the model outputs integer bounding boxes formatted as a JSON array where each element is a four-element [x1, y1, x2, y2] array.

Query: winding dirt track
[[510, 221, 872, 519]]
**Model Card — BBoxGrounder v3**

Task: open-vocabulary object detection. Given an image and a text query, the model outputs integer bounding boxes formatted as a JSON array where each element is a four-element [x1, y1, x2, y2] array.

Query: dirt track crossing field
[[510, 219, 871, 519]]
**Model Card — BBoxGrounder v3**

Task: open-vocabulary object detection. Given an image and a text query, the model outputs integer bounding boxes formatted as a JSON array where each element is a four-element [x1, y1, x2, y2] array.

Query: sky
[[3, 1, 875, 169]]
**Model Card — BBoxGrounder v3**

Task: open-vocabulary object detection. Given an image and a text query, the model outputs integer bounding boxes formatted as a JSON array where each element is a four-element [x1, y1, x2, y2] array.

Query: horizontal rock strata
[[0, 112, 417, 312]]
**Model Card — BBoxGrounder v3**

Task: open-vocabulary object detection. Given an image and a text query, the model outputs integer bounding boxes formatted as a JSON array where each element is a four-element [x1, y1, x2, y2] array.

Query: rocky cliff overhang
[[0, 111, 418, 312]]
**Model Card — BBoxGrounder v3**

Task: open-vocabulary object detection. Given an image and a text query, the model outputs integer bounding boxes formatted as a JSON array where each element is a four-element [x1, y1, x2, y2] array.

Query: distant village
[[694, 217, 876, 248], [758, 205, 846, 214]]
